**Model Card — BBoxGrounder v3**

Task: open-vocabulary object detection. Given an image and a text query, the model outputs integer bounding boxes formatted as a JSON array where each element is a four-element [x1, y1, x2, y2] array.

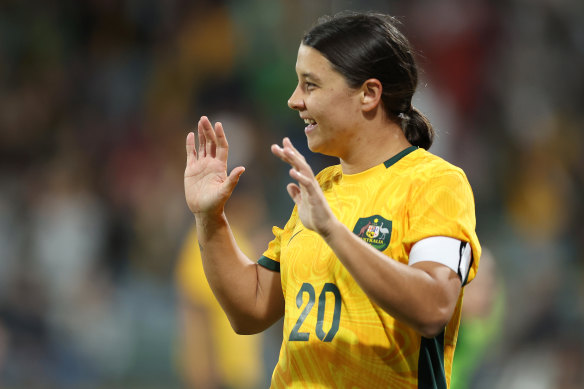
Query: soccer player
[[184, 12, 481, 388]]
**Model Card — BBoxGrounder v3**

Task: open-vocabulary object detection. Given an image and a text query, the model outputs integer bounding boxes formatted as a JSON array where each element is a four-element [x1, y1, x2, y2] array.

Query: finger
[[282, 137, 296, 151], [284, 148, 302, 169], [271, 144, 289, 164], [289, 168, 322, 199], [215, 122, 229, 162], [201, 118, 218, 158], [282, 137, 304, 161], [186, 132, 196, 163], [283, 145, 314, 180], [198, 117, 207, 158], [272, 142, 315, 186], [271, 142, 301, 168], [282, 138, 307, 166], [289, 168, 313, 189]]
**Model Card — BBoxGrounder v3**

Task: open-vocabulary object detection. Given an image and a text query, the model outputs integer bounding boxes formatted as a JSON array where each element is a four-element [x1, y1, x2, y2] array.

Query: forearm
[[322, 220, 461, 337], [195, 212, 283, 334]]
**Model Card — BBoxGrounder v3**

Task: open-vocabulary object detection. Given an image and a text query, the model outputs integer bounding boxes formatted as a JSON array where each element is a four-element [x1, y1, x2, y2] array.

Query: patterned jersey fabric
[[259, 146, 481, 388]]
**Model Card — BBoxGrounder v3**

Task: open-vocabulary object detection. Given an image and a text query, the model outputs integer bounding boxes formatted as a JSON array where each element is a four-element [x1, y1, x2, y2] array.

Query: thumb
[[223, 166, 245, 194]]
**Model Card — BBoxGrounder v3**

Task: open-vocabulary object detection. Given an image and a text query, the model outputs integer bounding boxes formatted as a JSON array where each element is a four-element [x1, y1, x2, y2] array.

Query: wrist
[[195, 211, 228, 236], [318, 217, 345, 242]]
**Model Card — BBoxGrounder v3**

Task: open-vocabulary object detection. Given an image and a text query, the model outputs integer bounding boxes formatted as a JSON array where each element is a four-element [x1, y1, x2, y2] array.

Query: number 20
[[289, 282, 341, 342]]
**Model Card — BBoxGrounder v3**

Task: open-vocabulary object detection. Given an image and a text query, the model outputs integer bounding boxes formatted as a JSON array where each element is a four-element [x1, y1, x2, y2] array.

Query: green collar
[[383, 146, 418, 168]]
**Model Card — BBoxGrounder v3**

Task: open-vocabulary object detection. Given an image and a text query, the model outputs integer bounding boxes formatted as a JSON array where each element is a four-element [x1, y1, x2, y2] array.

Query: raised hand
[[271, 138, 336, 236], [185, 116, 245, 216]]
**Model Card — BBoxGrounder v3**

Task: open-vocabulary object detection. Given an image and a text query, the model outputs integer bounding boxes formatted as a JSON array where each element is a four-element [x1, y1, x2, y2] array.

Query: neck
[[339, 120, 412, 174]]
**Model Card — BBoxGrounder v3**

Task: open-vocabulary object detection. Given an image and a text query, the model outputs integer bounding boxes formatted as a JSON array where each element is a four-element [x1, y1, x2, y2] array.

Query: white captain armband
[[408, 236, 472, 283]]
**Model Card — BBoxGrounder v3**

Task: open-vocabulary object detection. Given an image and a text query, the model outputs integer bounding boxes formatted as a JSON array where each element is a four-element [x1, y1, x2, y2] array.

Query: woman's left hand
[[271, 138, 337, 237]]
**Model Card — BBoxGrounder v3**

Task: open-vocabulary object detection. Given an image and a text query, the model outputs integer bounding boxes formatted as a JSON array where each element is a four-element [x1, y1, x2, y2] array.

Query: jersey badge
[[352, 215, 392, 251]]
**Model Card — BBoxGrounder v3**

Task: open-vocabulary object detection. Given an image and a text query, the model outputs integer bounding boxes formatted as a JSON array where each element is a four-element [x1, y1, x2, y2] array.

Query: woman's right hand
[[184, 116, 245, 216]]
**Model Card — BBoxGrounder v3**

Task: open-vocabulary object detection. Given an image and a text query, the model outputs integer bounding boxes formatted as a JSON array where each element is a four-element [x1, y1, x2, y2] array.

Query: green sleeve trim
[[418, 331, 447, 389], [258, 256, 280, 272]]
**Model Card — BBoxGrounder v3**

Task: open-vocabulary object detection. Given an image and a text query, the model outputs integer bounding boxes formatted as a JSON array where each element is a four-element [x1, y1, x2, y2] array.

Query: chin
[[305, 136, 316, 150], [308, 143, 336, 158], [306, 143, 318, 153], [307, 136, 337, 157], [306, 139, 323, 154]]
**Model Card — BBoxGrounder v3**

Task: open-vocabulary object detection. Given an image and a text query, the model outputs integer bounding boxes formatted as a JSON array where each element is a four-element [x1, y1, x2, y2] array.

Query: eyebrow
[[300, 72, 321, 82]]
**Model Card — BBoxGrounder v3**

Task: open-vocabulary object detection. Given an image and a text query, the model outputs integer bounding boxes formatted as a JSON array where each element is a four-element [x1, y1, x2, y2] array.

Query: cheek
[[333, 97, 361, 122], [332, 90, 360, 111], [309, 89, 359, 121]]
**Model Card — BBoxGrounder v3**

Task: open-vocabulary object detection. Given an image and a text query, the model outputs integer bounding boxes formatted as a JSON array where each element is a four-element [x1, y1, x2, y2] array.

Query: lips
[[303, 118, 317, 133]]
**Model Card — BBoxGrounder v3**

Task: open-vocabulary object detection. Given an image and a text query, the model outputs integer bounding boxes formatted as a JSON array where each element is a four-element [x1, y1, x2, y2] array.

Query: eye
[[305, 82, 317, 91]]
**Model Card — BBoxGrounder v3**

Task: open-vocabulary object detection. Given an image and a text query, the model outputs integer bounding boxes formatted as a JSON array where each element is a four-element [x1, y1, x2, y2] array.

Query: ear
[[360, 78, 383, 112]]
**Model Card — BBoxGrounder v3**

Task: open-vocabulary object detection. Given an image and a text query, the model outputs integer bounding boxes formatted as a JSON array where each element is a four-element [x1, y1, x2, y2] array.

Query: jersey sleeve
[[404, 170, 481, 284], [258, 206, 299, 272]]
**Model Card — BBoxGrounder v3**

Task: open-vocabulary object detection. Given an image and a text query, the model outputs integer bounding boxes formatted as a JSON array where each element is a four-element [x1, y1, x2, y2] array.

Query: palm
[[185, 156, 228, 214], [184, 117, 244, 216]]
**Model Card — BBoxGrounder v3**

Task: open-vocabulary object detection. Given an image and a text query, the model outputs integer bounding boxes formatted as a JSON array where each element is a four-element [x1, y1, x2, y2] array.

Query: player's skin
[[184, 44, 461, 338]]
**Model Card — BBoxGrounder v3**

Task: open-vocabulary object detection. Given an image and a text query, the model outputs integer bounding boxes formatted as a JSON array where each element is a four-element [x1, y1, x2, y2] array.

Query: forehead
[[295, 44, 338, 80]]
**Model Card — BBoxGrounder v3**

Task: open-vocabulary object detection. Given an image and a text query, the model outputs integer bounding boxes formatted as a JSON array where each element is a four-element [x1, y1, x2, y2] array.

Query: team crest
[[352, 215, 392, 251]]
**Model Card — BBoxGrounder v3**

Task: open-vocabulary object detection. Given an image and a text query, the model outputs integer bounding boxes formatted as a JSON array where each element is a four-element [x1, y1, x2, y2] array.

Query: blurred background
[[0, 0, 583, 388]]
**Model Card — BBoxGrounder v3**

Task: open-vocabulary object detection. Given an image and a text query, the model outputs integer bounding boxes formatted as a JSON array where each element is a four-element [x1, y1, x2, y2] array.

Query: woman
[[184, 12, 481, 388]]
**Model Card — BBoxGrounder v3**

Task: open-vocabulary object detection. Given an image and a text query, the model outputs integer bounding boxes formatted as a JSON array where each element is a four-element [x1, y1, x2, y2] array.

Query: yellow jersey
[[258, 146, 481, 388], [176, 225, 264, 389]]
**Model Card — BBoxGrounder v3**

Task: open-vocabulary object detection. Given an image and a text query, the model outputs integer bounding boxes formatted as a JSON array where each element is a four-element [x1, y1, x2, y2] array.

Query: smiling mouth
[[303, 118, 317, 132]]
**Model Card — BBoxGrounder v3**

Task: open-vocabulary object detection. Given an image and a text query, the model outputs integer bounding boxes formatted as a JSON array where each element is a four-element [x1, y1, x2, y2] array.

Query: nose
[[287, 85, 305, 111]]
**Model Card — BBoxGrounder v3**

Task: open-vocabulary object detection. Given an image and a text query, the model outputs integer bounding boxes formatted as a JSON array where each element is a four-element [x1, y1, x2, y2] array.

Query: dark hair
[[302, 12, 434, 150]]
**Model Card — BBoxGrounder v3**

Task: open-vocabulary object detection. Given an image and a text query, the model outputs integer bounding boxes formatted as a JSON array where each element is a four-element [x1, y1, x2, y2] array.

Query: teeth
[[304, 119, 316, 125]]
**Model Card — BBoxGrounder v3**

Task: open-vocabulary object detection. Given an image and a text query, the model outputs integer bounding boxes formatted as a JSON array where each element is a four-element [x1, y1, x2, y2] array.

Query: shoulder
[[398, 150, 477, 214], [406, 148, 470, 187]]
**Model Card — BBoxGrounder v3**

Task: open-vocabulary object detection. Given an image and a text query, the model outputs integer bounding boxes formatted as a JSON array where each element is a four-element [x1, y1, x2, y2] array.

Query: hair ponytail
[[403, 106, 434, 150]]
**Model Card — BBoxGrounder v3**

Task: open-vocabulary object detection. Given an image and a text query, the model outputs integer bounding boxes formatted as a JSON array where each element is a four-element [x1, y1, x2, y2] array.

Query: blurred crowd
[[0, 0, 583, 388]]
